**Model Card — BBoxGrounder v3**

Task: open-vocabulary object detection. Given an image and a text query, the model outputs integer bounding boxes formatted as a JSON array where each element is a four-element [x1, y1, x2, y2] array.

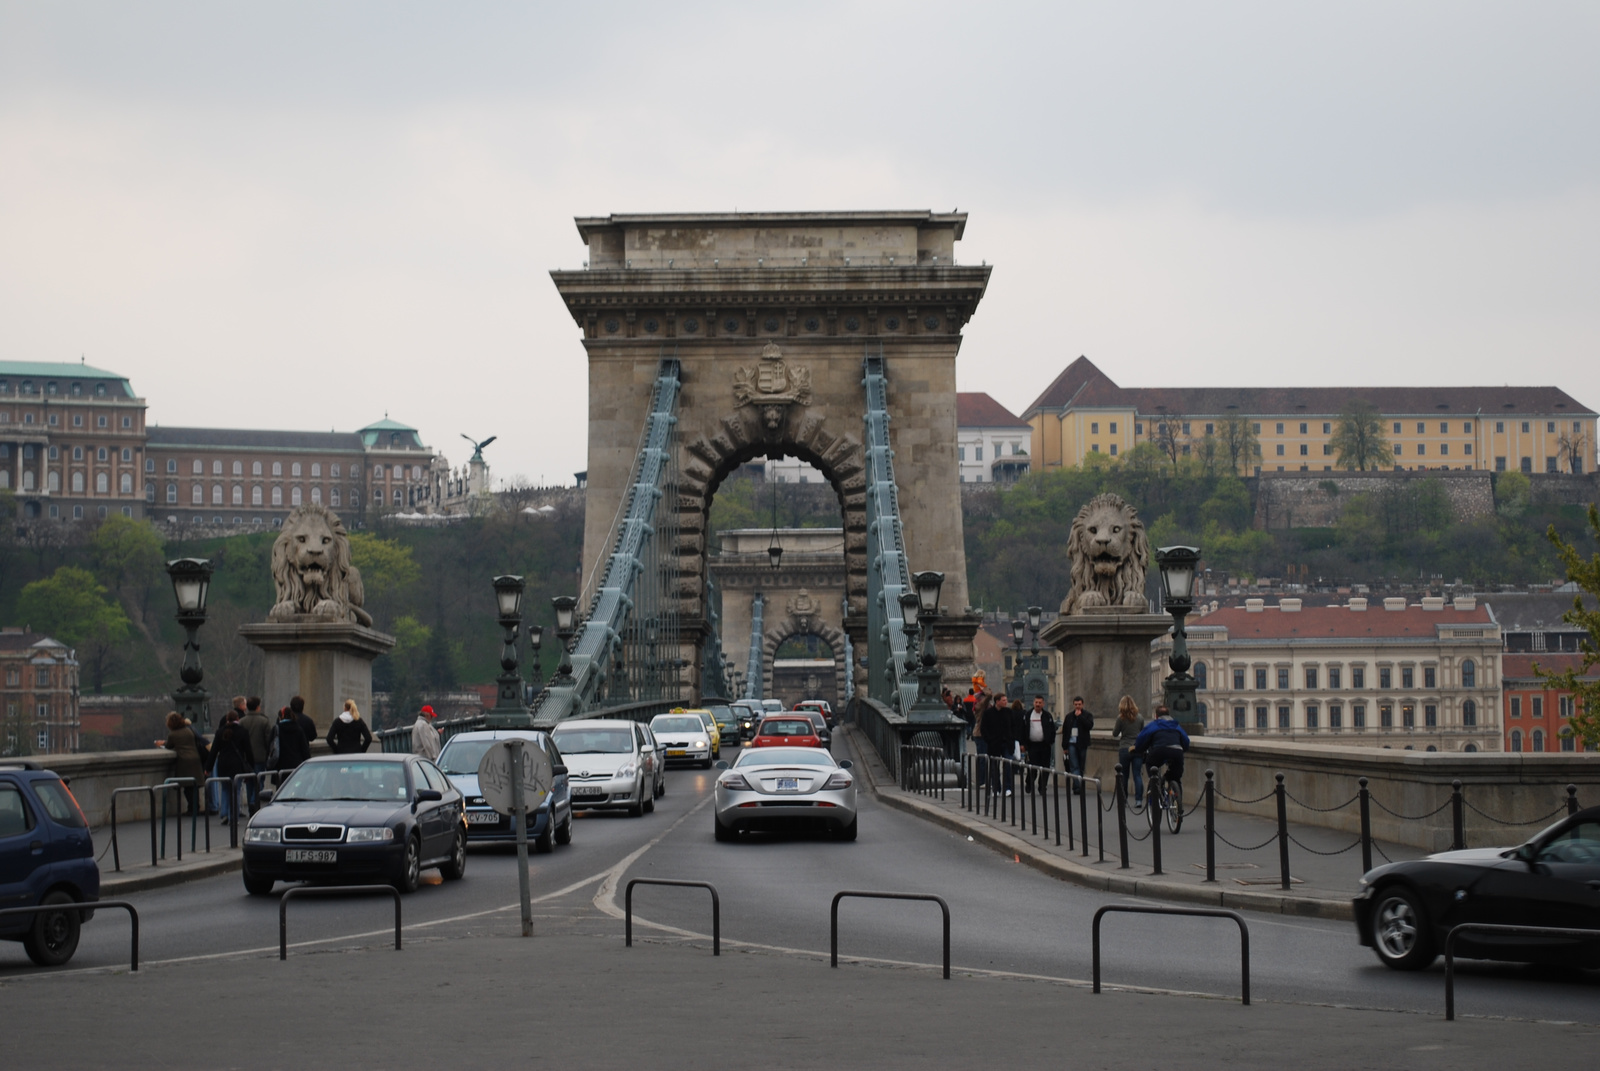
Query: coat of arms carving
[[733, 342, 812, 432]]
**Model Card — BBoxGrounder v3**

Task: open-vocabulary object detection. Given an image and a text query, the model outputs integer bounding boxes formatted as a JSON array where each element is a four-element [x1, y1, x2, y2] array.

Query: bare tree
[[1329, 400, 1395, 471], [1217, 416, 1262, 476], [1557, 431, 1590, 474]]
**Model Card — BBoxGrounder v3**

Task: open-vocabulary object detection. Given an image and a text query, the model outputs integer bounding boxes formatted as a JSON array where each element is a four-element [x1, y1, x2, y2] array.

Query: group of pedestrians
[[160, 694, 374, 820]]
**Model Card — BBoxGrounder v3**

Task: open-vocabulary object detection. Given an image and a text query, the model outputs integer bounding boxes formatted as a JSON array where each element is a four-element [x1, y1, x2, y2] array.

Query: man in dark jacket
[[273, 706, 311, 772], [1021, 695, 1057, 793], [209, 711, 255, 821], [1063, 696, 1094, 794], [238, 696, 271, 807], [289, 695, 318, 748], [985, 694, 1023, 797]]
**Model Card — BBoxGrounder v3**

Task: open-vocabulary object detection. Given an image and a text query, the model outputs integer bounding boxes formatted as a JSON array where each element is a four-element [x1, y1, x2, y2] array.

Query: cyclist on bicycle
[[1131, 704, 1190, 791]]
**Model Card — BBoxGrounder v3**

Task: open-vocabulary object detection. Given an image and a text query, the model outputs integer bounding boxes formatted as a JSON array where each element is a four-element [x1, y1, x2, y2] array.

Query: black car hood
[[255, 800, 411, 826], [1426, 847, 1514, 865]]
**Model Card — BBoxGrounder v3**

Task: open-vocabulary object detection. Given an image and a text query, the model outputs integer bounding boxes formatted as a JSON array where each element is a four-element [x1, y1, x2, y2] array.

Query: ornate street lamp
[[1009, 618, 1026, 697], [167, 558, 213, 730], [906, 571, 949, 722], [899, 592, 922, 674], [489, 575, 531, 727], [551, 595, 578, 685], [1155, 545, 1203, 735]]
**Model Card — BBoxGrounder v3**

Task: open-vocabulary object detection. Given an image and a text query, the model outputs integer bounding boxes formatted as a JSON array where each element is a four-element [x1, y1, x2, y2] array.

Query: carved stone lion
[[267, 504, 373, 626], [1060, 493, 1150, 614]]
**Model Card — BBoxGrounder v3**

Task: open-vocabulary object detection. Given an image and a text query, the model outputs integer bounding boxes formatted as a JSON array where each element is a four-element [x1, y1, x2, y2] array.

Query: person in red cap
[[411, 704, 441, 760]]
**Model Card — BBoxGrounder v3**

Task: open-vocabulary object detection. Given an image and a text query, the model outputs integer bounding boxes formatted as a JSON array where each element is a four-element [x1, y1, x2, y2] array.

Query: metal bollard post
[[1275, 773, 1290, 891], [1204, 770, 1216, 883], [1079, 777, 1090, 858], [1150, 780, 1163, 875], [1095, 780, 1104, 863], [1358, 777, 1372, 874], [1053, 767, 1062, 847], [1115, 764, 1129, 868], [1569, 784, 1580, 817], [1450, 780, 1465, 851], [1030, 766, 1038, 835]]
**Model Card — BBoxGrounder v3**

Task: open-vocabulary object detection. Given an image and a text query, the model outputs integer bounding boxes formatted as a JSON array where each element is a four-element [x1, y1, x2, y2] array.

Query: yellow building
[[1024, 357, 1596, 476]]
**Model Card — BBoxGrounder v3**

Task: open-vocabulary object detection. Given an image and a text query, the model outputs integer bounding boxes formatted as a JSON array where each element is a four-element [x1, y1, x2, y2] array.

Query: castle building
[[957, 392, 1031, 483], [1024, 357, 1596, 476]]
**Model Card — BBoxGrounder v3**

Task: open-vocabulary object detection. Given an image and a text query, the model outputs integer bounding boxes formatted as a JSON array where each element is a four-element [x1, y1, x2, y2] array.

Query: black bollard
[[1275, 773, 1290, 891], [1204, 770, 1216, 883]]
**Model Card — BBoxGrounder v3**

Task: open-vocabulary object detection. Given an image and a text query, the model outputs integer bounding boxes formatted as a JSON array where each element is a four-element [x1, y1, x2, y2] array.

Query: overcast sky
[[2, 2, 1596, 486]]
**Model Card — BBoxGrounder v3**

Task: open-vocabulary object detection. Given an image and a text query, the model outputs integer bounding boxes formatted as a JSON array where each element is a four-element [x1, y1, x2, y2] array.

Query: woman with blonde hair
[[327, 698, 374, 754], [1109, 695, 1146, 806]]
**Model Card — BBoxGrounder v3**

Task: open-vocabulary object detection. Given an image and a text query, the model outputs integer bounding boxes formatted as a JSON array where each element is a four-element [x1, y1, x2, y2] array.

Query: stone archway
[[762, 611, 849, 708], [554, 211, 992, 699]]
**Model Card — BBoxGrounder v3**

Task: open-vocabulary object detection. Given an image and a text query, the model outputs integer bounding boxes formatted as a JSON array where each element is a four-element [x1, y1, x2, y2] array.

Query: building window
[[252, 486, 263, 506], [209, 459, 220, 475], [1521, 457, 1533, 473], [1463, 699, 1477, 726], [145, 458, 153, 472], [271, 487, 283, 506], [231, 460, 241, 475], [1380, 704, 1393, 728], [1510, 697, 1522, 718], [1275, 444, 1284, 456], [1401, 703, 1415, 728], [291, 462, 302, 477], [1424, 704, 1437, 728], [1393, 422, 1401, 434], [975, 446, 983, 461], [1511, 729, 1522, 752], [1329, 704, 1342, 728], [211, 484, 223, 505], [374, 489, 383, 503], [1351, 667, 1365, 689], [166, 483, 177, 503], [1275, 423, 1284, 434], [1109, 423, 1117, 435], [1090, 444, 1099, 453], [374, 465, 383, 478], [94, 472, 107, 493], [1278, 705, 1291, 729], [1353, 703, 1366, 728], [120, 473, 132, 494], [1532, 729, 1544, 752], [1379, 667, 1392, 689], [1304, 667, 1318, 689], [1091, 422, 1099, 434], [330, 488, 341, 508], [1234, 707, 1247, 729], [191, 484, 203, 505], [958, 446, 966, 461], [1440, 444, 1449, 456], [1299, 444, 1308, 456], [1532, 696, 1543, 718], [1560, 696, 1574, 719], [1276, 668, 1290, 689], [1496, 421, 1504, 433], [311, 463, 321, 477], [1255, 706, 1268, 729], [332, 463, 341, 478], [1194, 662, 1207, 689], [1561, 731, 1575, 752], [1461, 659, 1476, 688], [1423, 667, 1436, 688], [1255, 668, 1267, 690], [1547, 457, 1559, 473], [1496, 456, 1506, 471], [311, 487, 322, 505], [191, 459, 202, 475], [1233, 668, 1245, 690], [1305, 703, 1319, 729], [253, 461, 263, 476], [1401, 667, 1415, 689], [393, 488, 403, 504], [1464, 444, 1472, 456], [232, 485, 243, 505], [1328, 667, 1341, 689], [71, 472, 84, 493], [272, 462, 282, 476], [1109, 444, 1118, 456], [291, 487, 303, 506]]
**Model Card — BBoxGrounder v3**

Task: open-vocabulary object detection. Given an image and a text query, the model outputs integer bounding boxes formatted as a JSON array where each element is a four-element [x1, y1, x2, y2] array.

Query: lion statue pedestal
[[238, 505, 395, 734], [1037, 493, 1182, 733]]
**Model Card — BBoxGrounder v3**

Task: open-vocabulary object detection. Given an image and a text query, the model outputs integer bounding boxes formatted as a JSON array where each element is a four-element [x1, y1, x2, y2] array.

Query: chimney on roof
[[1245, 598, 1265, 613], [1348, 598, 1368, 611], [1453, 596, 1477, 611], [1383, 598, 1408, 612], [1420, 597, 1445, 611], [1279, 598, 1302, 612]]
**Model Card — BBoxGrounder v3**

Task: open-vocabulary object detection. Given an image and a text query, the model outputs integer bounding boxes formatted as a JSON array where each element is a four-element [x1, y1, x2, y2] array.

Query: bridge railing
[[376, 714, 487, 754], [850, 696, 908, 780]]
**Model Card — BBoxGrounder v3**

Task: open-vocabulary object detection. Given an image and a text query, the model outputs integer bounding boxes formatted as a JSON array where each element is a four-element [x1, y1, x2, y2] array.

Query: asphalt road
[[6, 734, 1596, 1025]]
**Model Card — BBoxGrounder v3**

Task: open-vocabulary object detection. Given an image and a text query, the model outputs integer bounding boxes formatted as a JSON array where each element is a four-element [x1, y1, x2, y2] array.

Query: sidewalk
[[846, 728, 1427, 920], [91, 812, 243, 896]]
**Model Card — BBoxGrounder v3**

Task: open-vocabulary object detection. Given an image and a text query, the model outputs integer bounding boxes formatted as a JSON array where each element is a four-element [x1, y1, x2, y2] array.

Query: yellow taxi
[[672, 707, 721, 759]]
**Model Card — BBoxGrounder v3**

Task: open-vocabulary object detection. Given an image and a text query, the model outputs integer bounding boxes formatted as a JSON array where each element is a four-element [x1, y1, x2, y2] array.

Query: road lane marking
[[592, 792, 717, 919]]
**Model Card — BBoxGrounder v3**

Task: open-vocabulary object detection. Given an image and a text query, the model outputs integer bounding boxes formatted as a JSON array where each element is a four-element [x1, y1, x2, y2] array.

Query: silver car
[[649, 712, 713, 768], [550, 720, 657, 818], [712, 746, 857, 841]]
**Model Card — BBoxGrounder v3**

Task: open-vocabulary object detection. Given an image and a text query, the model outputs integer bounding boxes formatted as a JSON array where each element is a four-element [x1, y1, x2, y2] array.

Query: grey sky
[[2, 2, 1595, 484]]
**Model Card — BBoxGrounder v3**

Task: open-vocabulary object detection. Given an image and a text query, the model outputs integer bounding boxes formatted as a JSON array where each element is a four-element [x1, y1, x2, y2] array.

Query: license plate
[[667, 749, 686, 757], [776, 778, 798, 792], [466, 812, 502, 825], [572, 787, 606, 797], [285, 849, 336, 863]]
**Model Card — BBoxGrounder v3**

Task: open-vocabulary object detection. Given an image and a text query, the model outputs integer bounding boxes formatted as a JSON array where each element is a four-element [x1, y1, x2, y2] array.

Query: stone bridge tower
[[550, 212, 992, 699]]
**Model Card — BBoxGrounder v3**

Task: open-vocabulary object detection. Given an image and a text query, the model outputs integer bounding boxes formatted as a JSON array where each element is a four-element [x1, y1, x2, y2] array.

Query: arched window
[[291, 462, 302, 477], [1510, 729, 1522, 752], [291, 487, 303, 506], [251, 486, 263, 506], [252, 461, 263, 476], [230, 485, 241, 504], [311, 463, 321, 477], [191, 484, 203, 504], [311, 486, 322, 505], [71, 472, 84, 493], [47, 471, 60, 492], [211, 484, 223, 505], [272, 461, 282, 476], [374, 489, 383, 503], [1462, 699, 1477, 726], [393, 488, 403, 504], [98, 447, 109, 462], [1463, 743, 1478, 753], [211, 459, 221, 475], [330, 488, 341, 507], [232, 460, 242, 475], [192, 459, 202, 475], [120, 473, 132, 494], [1461, 659, 1476, 688], [332, 463, 341, 478], [166, 483, 177, 503], [1532, 729, 1544, 752], [1194, 662, 1207, 689], [271, 486, 283, 506], [97, 472, 110, 493]]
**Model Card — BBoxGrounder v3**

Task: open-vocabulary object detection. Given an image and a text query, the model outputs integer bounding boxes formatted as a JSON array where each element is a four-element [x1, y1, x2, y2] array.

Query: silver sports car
[[712, 747, 857, 841]]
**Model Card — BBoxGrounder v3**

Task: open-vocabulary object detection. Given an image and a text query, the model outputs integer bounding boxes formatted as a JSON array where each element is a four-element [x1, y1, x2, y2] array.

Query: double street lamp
[[1155, 545, 1203, 734], [167, 558, 213, 731]]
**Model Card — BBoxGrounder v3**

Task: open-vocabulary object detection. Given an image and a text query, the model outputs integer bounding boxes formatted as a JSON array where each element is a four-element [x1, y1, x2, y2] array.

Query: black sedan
[[242, 755, 466, 896], [1354, 806, 1600, 970]]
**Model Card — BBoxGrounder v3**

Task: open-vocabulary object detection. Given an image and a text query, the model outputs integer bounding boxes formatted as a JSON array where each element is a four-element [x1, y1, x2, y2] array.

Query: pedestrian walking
[[1110, 695, 1146, 806], [411, 704, 442, 760], [1022, 695, 1057, 794], [1063, 696, 1095, 794], [272, 705, 311, 773], [289, 695, 318, 748], [161, 712, 205, 815], [209, 709, 255, 821], [969, 677, 992, 790], [238, 696, 270, 806], [987, 694, 1021, 798], [208, 696, 247, 813], [327, 699, 374, 754]]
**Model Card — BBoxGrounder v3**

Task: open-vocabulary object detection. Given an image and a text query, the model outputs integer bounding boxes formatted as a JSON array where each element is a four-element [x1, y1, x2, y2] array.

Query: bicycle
[[1144, 756, 1183, 834]]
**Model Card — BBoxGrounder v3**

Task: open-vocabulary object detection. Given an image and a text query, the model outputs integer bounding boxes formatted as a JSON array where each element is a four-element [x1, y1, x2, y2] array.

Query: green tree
[[91, 515, 166, 630], [1538, 505, 1600, 748], [17, 566, 132, 693], [1217, 416, 1262, 476], [1329, 400, 1394, 471]]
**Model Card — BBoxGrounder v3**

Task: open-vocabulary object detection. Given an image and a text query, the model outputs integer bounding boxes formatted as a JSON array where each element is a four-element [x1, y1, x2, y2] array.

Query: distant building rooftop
[[957, 392, 1028, 429]]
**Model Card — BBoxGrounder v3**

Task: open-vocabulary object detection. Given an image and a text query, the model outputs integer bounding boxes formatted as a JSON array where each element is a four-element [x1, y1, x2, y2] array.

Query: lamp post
[[523, 625, 543, 705], [906, 571, 951, 722], [899, 592, 922, 676], [1009, 618, 1026, 698], [488, 574, 532, 728], [1155, 545, 1204, 735], [551, 595, 577, 686], [167, 558, 213, 731], [1021, 605, 1049, 705]]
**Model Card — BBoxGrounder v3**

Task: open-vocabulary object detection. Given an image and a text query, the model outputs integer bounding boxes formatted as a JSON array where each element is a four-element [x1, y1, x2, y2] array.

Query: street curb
[[100, 852, 242, 896], [845, 727, 1353, 922]]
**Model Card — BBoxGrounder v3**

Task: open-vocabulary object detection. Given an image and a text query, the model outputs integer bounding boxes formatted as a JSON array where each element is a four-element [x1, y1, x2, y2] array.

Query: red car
[[751, 717, 822, 749]]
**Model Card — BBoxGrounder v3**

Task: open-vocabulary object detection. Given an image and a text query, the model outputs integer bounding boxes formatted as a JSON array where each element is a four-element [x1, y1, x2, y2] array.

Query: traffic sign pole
[[509, 738, 533, 937]]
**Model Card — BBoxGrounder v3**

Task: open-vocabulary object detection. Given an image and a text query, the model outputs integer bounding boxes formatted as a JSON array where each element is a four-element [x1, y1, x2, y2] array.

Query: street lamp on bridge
[[166, 557, 213, 731], [1155, 545, 1203, 735], [552, 595, 578, 686], [906, 570, 950, 723], [489, 574, 532, 728]]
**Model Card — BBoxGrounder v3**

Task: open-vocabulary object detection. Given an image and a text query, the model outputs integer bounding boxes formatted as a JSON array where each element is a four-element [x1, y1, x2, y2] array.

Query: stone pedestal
[[1037, 611, 1171, 722], [239, 620, 396, 734]]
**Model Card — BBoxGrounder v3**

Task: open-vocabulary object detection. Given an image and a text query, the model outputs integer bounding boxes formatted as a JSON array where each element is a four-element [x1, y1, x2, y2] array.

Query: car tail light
[[719, 774, 752, 790], [823, 772, 853, 789]]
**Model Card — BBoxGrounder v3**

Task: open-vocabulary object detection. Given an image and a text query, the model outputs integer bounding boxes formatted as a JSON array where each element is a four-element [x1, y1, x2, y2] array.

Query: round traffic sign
[[477, 738, 554, 815]]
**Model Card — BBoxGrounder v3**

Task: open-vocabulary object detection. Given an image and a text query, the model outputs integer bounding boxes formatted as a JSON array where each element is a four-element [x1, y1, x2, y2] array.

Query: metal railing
[[279, 885, 402, 961], [0, 900, 139, 971], [1093, 905, 1250, 1005], [109, 784, 185, 871], [376, 714, 488, 754], [958, 751, 1103, 860], [624, 879, 721, 956], [1444, 923, 1600, 1020], [831, 890, 950, 979]]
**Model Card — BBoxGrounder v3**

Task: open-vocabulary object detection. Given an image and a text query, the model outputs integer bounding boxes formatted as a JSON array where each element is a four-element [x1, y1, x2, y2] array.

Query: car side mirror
[[415, 789, 443, 802], [839, 760, 853, 770], [713, 760, 729, 770], [552, 764, 568, 777], [1516, 843, 1538, 865], [258, 790, 274, 805]]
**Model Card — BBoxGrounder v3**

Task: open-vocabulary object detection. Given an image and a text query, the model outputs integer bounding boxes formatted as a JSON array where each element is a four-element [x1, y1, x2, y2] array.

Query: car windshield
[[1536, 820, 1600, 864], [551, 728, 634, 754], [277, 761, 410, 802], [735, 748, 834, 768], [693, 711, 716, 729], [437, 737, 548, 776], [710, 705, 734, 723], [758, 720, 815, 737], [651, 716, 704, 734], [803, 712, 826, 727]]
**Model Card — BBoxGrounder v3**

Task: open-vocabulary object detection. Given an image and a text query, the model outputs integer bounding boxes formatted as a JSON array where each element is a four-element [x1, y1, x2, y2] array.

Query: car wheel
[[23, 891, 81, 967], [534, 816, 555, 853], [643, 789, 655, 814], [714, 818, 734, 842], [627, 800, 645, 817], [654, 777, 665, 800], [393, 834, 422, 894], [837, 817, 859, 842], [1370, 886, 1437, 971], [554, 817, 572, 846], [699, 759, 712, 769], [440, 831, 468, 880], [242, 870, 276, 897]]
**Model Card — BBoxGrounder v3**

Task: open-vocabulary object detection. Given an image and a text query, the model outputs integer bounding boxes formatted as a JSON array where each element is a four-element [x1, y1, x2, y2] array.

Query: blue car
[[436, 731, 573, 852], [0, 761, 98, 966]]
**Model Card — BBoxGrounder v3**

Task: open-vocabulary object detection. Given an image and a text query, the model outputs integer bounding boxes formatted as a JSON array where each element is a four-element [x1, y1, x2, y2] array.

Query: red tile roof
[[1025, 356, 1118, 413], [1503, 653, 1600, 681], [1197, 602, 1493, 640], [957, 392, 1029, 428]]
